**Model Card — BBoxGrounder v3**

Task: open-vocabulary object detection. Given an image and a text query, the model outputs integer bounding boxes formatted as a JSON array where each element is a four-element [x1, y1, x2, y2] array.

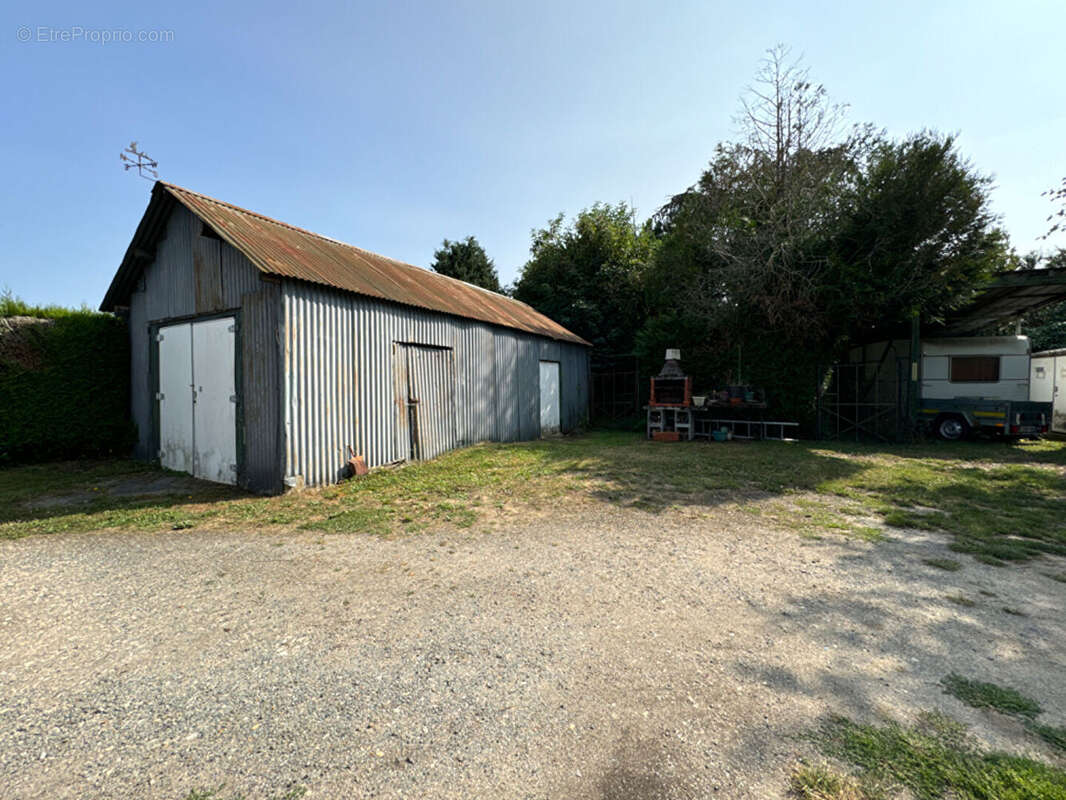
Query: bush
[[0, 299, 134, 464]]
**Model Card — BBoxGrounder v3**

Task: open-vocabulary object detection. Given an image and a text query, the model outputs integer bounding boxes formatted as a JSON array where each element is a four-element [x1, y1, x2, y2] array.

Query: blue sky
[[2, 0, 1064, 308]]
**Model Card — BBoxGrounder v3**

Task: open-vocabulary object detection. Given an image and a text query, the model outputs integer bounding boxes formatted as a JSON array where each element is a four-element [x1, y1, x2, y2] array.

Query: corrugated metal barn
[[100, 182, 590, 493]]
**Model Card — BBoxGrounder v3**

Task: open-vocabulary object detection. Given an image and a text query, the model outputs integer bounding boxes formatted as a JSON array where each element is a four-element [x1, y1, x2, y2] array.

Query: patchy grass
[[816, 443, 1066, 566], [941, 674, 1042, 719], [764, 497, 884, 542], [2, 434, 1066, 564], [922, 557, 962, 571], [941, 673, 1066, 754], [300, 507, 391, 535], [814, 711, 1066, 800], [1032, 722, 1066, 753], [789, 761, 883, 799]]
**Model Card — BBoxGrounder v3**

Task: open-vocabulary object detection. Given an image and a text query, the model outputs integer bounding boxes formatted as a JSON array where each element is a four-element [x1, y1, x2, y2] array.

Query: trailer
[[816, 268, 1066, 442], [820, 335, 1051, 441], [1029, 348, 1066, 434], [916, 337, 1049, 440]]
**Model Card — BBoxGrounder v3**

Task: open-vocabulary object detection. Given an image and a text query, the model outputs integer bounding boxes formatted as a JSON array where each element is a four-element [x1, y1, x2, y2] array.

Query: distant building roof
[[101, 182, 590, 346]]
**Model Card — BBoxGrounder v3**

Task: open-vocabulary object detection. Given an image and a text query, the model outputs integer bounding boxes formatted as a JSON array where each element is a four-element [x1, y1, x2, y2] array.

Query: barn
[[100, 182, 590, 493]]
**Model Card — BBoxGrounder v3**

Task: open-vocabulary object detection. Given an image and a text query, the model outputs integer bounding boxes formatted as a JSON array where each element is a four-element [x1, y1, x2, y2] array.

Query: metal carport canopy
[[936, 267, 1066, 335], [851, 267, 1066, 343]]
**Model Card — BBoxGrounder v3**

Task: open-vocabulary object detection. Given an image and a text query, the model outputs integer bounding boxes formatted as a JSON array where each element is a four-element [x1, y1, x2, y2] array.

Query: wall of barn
[[282, 280, 589, 488], [127, 204, 283, 492]]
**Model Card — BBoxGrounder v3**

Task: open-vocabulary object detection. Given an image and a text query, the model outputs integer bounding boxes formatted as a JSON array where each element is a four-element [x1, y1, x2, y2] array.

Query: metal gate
[[157, 317, 237, 484], [590, 353, 642, 421], [817, 357, 911, 442], [394, 343, 458, 461]]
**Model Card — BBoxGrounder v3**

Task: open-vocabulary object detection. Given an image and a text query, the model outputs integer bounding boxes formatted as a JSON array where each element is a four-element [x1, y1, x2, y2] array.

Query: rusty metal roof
[[101, 182, 590, 346]]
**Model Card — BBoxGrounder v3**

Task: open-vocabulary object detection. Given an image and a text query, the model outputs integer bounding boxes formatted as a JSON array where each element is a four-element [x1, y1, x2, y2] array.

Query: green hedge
[[0, 312, 135, 464]]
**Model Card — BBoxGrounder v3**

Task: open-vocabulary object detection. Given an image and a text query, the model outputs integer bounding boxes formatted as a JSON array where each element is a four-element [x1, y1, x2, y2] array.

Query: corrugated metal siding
[[283, 280, 588, 487], [221, 242, 262, 307], [131, 203, 282, 492], [240, 283, 282, 492], [518, 339, 539, 440], [561, 343, 590, 431], [193, 234, 223, 312], [144, 205, 197, 322], [493, 332, 518, 442]]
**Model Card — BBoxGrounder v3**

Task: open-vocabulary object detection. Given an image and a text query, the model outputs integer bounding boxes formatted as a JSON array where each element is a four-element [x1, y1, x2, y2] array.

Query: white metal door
[[539, 361, 560, 435], [158, 323, 194, 474], [191, 317, 237, 484], [1055, 357, 1066, 434], [1030, 358, 1053, 403]]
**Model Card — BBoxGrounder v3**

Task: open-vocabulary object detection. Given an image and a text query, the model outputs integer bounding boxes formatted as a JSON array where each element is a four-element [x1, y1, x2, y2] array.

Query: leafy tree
[[512, 203, 656, 353], [430, 236, 501, 292], [640, 47, 1009, 423], [826, 132, 1008, 339], [648, 45, 859, 343], [650, 48, 1006, 349]]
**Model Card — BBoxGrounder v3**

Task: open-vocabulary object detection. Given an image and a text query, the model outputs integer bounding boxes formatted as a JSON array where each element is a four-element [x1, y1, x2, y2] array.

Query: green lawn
[[2, 433, 1066, 567], [803, 711, 1066, 800]]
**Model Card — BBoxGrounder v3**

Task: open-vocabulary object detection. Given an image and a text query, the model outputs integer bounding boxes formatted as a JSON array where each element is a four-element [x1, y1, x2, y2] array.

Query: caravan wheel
[[936, 415, 968, 441]]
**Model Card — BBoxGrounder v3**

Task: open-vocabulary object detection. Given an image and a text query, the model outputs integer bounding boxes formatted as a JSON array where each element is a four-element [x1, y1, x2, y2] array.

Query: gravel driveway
[[2, 502, 1065, 799]]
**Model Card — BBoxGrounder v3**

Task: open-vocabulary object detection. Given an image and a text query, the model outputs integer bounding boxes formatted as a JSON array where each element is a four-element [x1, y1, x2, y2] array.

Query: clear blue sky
[[2, 0, 1064, 308]]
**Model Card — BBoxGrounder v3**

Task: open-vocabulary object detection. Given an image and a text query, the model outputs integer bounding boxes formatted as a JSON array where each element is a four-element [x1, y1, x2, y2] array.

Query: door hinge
[[157, 449, 165, 460], [156, 333, 164, 342], [155, 391, 164, 401], [228, 324, 236, 333], [229, 463, 238, 473], [229, 394, 238, 404]]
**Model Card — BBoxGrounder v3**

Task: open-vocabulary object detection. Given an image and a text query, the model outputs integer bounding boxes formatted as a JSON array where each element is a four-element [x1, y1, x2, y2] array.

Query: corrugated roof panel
[[160, 183, 590, 346]]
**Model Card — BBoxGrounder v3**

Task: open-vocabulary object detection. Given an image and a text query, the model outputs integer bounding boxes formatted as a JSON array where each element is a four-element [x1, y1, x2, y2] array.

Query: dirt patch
[[21, 473, 211, 511]]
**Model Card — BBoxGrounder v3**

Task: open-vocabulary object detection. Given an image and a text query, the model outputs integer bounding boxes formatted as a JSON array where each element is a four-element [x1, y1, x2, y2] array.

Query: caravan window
[[950, 356, 1000, 383]]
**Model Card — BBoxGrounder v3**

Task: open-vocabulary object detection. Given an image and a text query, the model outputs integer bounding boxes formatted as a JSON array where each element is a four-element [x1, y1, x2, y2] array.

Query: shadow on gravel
[[596, 735, 683, 800], [731, 529, 1066, 726]]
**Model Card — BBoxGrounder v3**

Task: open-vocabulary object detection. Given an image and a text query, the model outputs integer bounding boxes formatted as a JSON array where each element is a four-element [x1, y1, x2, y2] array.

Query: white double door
[[158, 317, 237, 485]]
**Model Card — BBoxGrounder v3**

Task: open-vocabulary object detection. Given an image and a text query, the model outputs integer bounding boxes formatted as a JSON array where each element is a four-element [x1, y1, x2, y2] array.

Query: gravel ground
[[2, 501, 1065, 799]]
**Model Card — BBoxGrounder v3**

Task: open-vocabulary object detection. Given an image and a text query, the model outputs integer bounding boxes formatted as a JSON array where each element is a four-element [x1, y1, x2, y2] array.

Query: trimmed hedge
[[0, 312, 134, 464]]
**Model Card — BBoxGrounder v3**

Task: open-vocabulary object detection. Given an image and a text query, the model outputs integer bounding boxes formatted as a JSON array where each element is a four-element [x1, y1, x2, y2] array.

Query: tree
[[1043, 177, 1066, 240], [649, 49, 1007, 344], [430, 236, 501, 292], [640, 47, 1009, 423], [826, 132, 1008, 339], [649, 45, 863, 345], [512, 204, 656, 353]]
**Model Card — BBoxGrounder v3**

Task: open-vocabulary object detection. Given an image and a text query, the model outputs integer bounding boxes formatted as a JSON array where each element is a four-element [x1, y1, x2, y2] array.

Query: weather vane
[[120, 142, 159, 181]]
